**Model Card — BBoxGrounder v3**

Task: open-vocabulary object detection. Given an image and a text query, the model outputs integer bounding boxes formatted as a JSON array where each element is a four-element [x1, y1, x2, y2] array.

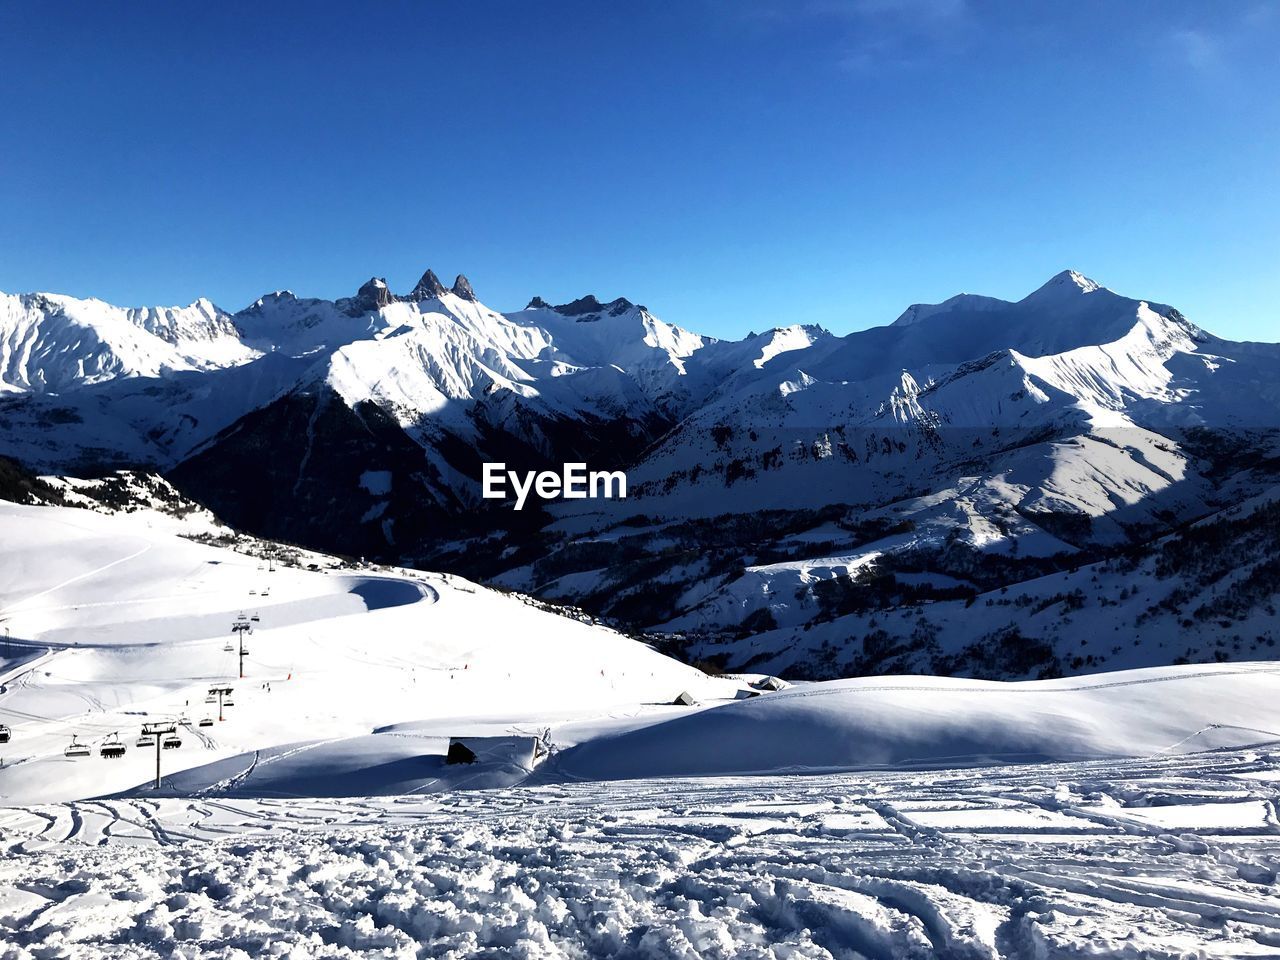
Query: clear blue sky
[[1, 1, 1277, 340]]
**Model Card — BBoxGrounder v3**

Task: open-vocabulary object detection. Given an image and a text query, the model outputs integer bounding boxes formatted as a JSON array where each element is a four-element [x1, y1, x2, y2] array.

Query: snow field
[[0, 503, 742, 804], [2, 748, 1279, 958], [547, 663, 1280, 781]]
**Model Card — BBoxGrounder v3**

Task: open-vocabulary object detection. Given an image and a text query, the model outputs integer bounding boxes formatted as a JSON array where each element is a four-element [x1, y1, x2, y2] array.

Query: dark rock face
[[522, 295, 637, 317], [168, 387, 462, 559], [451, 274, 477, 301], [555, 295, 604, 316], [166, 376, 674, 567], [409, 269, 448, 301], [349, 278, 398, 315], [552, 295, 635, 318]]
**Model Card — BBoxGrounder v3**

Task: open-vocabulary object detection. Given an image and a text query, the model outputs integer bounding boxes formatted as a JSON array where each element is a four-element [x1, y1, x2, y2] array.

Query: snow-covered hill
[[2, 268, 1278, 679], [0, 501, 749, 804]]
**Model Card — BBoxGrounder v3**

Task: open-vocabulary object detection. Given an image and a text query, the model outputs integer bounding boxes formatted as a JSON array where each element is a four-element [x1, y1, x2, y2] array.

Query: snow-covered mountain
[[2, 268, 1278, 679], [0, 291, 254, 394]]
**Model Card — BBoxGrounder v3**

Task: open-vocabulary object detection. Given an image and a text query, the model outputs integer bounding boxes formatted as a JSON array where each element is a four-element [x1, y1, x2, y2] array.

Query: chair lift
[[249, 589, 257, 595], [250, 613, 260, 622], [261, 589, 270, 597], [205, 692, 217, 703], [223, 696, 235, 707], [0, 724, 10, 744], [162, 733, 182, 750], [64, 736, 91, 758], [223, 640, 234, 652], [198, 717, 214, 728], [136, 733, 156, 748], [99, 734, 126, 759]]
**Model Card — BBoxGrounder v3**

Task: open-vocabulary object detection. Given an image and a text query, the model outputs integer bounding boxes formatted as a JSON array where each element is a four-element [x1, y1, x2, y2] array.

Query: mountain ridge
[[3, 267, 1278, 681]]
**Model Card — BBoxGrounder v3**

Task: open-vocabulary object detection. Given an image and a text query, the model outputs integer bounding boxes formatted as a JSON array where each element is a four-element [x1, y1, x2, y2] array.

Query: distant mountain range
[[3, 268, 1278, 679]]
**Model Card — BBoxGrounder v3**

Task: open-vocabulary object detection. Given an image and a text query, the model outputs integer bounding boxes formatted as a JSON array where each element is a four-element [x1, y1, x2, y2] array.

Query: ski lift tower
[[140, 721, 178, 789], [208, 685, 235, 722], [231, 614, 253, 678]]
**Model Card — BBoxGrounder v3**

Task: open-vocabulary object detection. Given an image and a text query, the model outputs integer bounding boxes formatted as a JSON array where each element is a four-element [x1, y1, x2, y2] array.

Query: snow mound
[[548, 664, 1280, 780]]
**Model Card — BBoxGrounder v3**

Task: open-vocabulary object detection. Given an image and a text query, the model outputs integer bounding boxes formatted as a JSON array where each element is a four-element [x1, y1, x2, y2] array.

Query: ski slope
[[6, 502, 1280, 804], [0, 502, 743, 804]]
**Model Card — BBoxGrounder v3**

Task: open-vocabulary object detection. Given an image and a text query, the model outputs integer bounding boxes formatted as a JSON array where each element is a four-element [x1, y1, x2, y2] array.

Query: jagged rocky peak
[[409, 269, 448, 301], [451, 274, 477, 301], [556, 294, 604, 316], [353, 277, 398, 311], [552, 295, 637, 318], [518, 293, 641, 317], [23, 292, 59, 312]]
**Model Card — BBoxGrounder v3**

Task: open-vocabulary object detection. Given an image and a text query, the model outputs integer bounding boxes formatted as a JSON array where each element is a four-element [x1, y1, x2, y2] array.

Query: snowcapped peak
[[756, 323, 830, 340], [892, 293, 1007, 326], [525, 296, 552, 310], [1021, 269, 1104, 302], [451, 274, 477, 301], [892, 272, 1107, 327], [750, 325, 828, 368], [409, 269, 448, 301]]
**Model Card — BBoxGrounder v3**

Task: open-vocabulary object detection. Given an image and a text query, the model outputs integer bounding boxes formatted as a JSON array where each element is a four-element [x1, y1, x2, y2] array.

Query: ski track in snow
[[0, 532, 152, 619], [2, 748, 1280, 958]]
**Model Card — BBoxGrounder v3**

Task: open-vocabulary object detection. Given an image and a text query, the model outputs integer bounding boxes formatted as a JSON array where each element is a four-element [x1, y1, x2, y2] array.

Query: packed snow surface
[[3, 749, 1280, 958]]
